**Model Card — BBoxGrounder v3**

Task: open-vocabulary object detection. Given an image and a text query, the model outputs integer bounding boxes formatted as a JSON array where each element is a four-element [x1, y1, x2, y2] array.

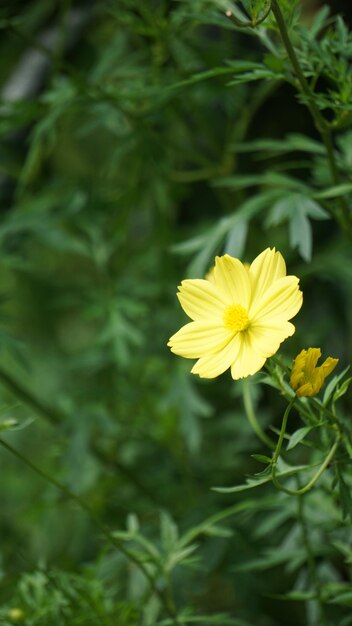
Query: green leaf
[[251, 454, 272, 464], [181, 191, 280, 277], [224, 218, 248, 258], [254, 508, 293, 538], [144, 595, 161, 626], [0, 418, 18, 432], [158, 614, 253, 626], [233, 547, 307, 572], [301, 197, 329, 219], [265, 197, 293, 226], [227, 65, 284, 85], [269, 590, 317, 601], [179, 496, 279, 547], [212, 463, 316, 493], [323, 365, 351, 405], [332, 541, 352, 564], [215, 171, 307, 192], [165, 544, 198, 572], [336, 467, 352, 521], [213, 174, 264, 191], [313, 183, 352, 199], [266, 193, 328, 260], [289, 205, 312, 261], [333, 376, 352, 402], [186, 217, 232, 278], [200, 524, 233, 539], [171, 233, 208, 256], [112, 530, 161, 562], [127, 513, 139, 534], [286, 426, 314, 451], [171, 369, 212, 454], [167, 62, 261, 91], [328, 592, 352, 607], [160, 512, 178, 552], [234, 133, 325, 155]]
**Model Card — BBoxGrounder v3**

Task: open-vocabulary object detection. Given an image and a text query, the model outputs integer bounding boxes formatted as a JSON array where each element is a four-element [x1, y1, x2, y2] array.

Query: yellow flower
[[168, 248, 303, 379], [290, 348, 339, 397]]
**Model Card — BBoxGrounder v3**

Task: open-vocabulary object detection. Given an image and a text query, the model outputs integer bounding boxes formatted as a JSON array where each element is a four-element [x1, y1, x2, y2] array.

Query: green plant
[[0, 1, 351, 625]]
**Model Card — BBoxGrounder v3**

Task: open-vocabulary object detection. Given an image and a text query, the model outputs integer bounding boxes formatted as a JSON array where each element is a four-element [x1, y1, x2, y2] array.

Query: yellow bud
[[290, 348, 339, 397]]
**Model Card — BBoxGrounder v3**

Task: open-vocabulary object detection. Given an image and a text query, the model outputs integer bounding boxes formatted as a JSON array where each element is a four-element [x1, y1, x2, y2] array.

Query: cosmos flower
[[290, 347, 339, 397], [168, 248, 303, 379]]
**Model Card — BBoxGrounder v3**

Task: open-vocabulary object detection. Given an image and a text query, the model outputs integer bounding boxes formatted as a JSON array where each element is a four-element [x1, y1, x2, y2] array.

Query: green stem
[[270, 0, 351, 235], [273, 436, 340, 495], [272, 397, 295, 465], [242, 378, 276, 449], [270, 1, 326, 133], [0, 437, 180, 625], [292, 436, 340, 495], [272, 398, 341, 495], [0, 367, 61, 425], [267, 358, 321, 425], [0, 366, 161, 504], [181, 496, 275, 546]]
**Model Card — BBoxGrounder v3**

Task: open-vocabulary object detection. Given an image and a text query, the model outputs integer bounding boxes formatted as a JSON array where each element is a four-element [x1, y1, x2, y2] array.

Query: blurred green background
[[0, 1, 352, 625]]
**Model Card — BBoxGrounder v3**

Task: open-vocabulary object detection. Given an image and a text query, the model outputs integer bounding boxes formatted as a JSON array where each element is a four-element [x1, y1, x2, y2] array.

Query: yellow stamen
[[223, 304, 249, 332]]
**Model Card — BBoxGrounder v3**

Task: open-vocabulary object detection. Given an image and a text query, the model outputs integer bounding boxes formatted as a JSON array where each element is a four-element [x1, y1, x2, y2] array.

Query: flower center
[[223, 304, 249, 332]]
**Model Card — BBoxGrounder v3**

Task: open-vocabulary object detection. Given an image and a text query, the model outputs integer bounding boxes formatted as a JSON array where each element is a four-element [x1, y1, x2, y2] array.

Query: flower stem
[[242, 379, 276, 449], [271, 398, 341, 495], [272, 397, 295, 465], [292, 436, 340, 494], [270, 0, 351, 236], [270, 1, 326, 132], [0, 437, 180, 625]]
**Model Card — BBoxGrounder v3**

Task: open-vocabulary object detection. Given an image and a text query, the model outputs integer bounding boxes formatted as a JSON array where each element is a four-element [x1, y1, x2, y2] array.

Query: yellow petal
[[321, 357, 339, 377], [290, 351, 305, 390], [205, 267, 216, 283], [191, 334, 240, 378], [292, 349, 307, 372], [250, 276, 302, 323], [168, 321, 232, 359], [249, 248, 286, 306], [230, 333, 267, 380], [290, 348, 311, 391], [177, 279, 226, 321], [247, 321, 295, 358], [212, 255, 251, 307], [304, 347, 321, 371], [296, 382, 314, 397]]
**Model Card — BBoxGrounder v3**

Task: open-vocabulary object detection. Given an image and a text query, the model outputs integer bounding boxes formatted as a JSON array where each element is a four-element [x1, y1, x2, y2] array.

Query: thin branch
[[270, 0, 351, 236], [0, 366, 160, 504], [242, 378, 276, 449], [0, 437, 180, 625]]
